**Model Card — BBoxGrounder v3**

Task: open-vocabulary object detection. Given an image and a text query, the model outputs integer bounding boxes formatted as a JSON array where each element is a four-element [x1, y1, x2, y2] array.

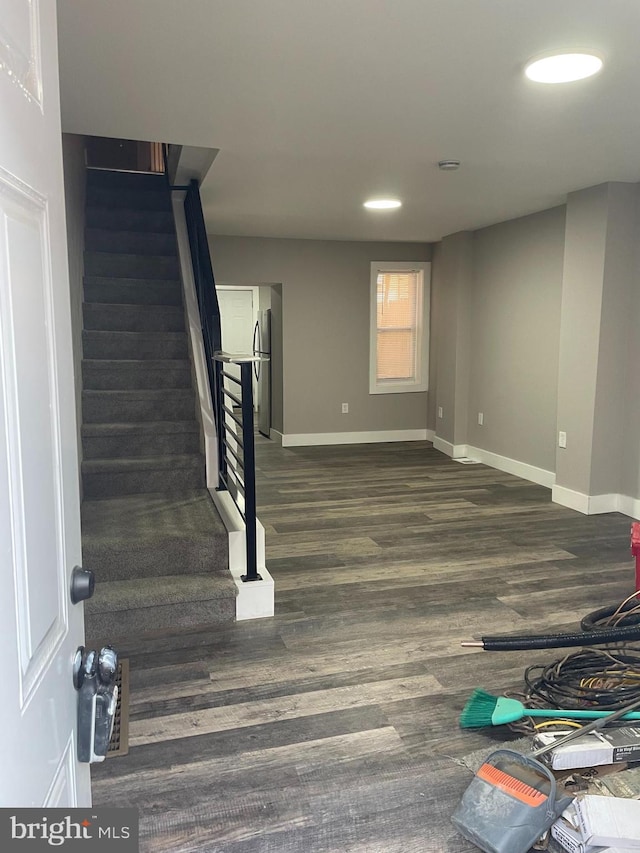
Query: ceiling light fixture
[[524, 51, 603, 83], [363, 198, 402, 210]]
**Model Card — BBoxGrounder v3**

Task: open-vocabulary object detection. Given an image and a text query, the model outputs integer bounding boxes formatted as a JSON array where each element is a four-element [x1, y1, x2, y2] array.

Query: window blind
[[376, 270, 419, 382]]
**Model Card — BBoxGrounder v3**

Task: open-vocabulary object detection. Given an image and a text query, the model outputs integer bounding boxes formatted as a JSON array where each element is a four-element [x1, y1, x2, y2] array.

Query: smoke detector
[[438, 160, 461, 171]]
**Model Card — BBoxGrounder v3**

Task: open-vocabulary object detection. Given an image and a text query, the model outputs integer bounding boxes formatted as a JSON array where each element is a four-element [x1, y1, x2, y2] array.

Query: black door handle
[[70, 566, 95, 604], [253, 320, 261, 381]]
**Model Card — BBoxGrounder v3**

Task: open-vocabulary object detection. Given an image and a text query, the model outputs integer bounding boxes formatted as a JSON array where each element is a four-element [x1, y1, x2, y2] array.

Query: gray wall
[[427, 242, 442, 432], [259, 284, 272, 313], [466, 206, 566, 472], [270, 285, 284, 433], [590, 184, 638, 496], [555, 183, 640, 498], [432, 232, 474, 447], [61, 133, 86, 473], [432, 237, 458, 444], [209, 235, 431, 436], [621, 206, 640, 500], [555, 185, 609, 494]]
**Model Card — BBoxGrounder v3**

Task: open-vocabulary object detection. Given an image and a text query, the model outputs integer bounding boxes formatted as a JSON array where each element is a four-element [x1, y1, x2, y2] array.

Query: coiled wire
[[506, 593, 640, 733], [524, 647, 640, 711]]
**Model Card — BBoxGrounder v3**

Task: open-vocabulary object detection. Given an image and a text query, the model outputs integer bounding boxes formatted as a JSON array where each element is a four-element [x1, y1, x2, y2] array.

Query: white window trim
[[369, 261, 430, 395]]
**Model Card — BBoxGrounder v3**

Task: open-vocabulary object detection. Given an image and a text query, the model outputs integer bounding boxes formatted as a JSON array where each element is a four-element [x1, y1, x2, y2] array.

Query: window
[[369, 261, 430, 394]]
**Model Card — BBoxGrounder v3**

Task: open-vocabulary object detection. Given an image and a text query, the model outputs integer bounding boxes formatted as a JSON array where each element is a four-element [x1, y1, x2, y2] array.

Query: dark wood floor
[[92, 439, 634, 852]]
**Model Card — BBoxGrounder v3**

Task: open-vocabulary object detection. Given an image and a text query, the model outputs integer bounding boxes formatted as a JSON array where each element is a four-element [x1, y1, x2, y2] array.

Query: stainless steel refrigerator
[[253, 309, 271, 438]]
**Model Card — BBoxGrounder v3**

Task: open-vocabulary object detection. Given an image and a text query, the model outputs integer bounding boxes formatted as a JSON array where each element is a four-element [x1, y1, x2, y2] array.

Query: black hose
[[477, 594, 640, 651], [480, 623, 640, 651]]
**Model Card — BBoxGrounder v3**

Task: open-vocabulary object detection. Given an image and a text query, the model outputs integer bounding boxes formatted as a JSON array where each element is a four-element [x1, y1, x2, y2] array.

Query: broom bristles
[[459, 688, 500, 728]]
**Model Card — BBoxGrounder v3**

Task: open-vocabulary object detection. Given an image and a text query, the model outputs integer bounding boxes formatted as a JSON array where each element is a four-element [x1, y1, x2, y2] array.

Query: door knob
[[70, 566, 95, 604], [97, 646, 118, 686]]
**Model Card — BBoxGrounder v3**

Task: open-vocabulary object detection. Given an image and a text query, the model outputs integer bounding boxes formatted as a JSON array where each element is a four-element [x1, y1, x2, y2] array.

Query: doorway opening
[[217, 284, 282, 439]]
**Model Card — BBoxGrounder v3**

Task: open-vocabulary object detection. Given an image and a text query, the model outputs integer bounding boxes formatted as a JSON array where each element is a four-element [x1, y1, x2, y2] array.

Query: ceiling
[[57, 0, 640, 243]]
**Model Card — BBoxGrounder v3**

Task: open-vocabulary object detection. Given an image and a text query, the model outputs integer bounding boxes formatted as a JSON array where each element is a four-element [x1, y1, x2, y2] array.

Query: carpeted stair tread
[[82, 420, 199, 437], [82, 388, 196, 424], [86, 207, 175, 233], [83, 431, 200, 460], [83, 303, 185, 332], [85, 228, 177, 257], [85, 186, 172, 211], [84, 276, 182, 306], [85, 589, 236, 642], [84, 542, 226, 581], [82, 357, 190, 369], [82, 329, 188, 360], [82, 420, 200, 459], [84, 250, 180, 280], [86, 169, 168, 191], [82, 491, 227, 542], [82, 469, 205, 499], [85, 573, 236, 614], [82, 388, 193, 399], [82, 359, 192, 390], [82, 492, 229, 581], [82, 453, 203, 474]]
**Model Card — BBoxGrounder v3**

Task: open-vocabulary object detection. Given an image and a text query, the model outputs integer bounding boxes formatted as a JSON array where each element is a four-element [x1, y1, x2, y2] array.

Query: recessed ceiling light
[[524, 51, 603, 84], [364, 198, 402, 210]]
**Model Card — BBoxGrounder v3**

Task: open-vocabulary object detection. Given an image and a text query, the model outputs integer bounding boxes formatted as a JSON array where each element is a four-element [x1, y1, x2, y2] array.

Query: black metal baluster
[[240, 361, 260, 582]]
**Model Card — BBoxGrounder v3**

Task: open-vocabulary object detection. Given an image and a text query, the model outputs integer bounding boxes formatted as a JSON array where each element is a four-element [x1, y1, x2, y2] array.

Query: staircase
[[80, 169, 236, 643]]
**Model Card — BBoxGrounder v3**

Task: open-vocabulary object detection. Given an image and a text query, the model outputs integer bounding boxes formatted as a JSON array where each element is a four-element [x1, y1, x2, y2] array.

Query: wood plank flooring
[[92, 439, 635, 852]]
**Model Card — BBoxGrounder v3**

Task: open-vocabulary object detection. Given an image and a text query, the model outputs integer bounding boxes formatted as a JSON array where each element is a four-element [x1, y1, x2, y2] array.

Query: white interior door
[[0, 0, 91, 806], [218, 288, 255, 356], [218, 288, 256, 404]]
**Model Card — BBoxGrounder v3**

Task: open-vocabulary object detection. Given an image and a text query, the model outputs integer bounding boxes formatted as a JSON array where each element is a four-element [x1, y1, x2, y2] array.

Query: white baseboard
[[552, 487, 640, 518], [281, 429, 429, 447], [429, 435, 640, 515], [432, 436, 468, 458], [210, 489, 274, 620], [551, 485, 590, 513], [426, 429, 435, 442], [466, 445, 555, 489], [618, 495, 640, 520], [269, 428, 283, 445], [588, 493, 620, 515], [433, 436, 555, 487]]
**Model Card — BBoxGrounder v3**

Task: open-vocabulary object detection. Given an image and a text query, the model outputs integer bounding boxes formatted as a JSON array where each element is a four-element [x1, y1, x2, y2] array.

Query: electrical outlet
[[558, 431, 567, 448], [341, 402, 349, 414], [437, 406, 443, 419], [477, 412, 484, 426]]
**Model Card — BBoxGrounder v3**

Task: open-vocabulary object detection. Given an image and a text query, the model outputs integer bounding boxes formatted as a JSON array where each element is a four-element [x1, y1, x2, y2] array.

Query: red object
[[631, 522, 640, 592]]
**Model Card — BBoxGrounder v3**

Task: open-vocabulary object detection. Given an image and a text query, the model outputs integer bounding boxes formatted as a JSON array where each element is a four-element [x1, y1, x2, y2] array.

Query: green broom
[[460, 688, 640, 728]]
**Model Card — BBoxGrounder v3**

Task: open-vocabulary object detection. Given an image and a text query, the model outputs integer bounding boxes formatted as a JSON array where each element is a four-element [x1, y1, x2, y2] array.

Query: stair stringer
[[171, 192, 274, 620]]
